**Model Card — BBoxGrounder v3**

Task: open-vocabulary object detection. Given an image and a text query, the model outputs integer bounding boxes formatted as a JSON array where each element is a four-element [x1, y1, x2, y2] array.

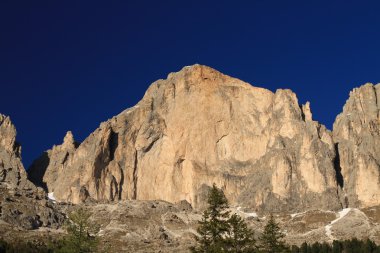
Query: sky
[[1, 0, 380, 167]]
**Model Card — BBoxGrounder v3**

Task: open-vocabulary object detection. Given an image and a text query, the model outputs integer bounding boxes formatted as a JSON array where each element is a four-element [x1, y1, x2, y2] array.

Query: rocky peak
[[0, 114, 19, 156], [28, 65, 342, 212], [335, 83, 380, 138], [28, 130, 78, 192], [302, 101, 313, 121], [333, 83, 380, 208], [0, 114, 27, 186], [0, 114, 64, 229], [63, 131, 76, 149]]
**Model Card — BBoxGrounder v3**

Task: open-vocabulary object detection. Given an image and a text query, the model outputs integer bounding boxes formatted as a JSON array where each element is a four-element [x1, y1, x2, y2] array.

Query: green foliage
[[225, 214, 257, 253], [292, 238, 380, 253], [190, 184, 257, 253], [259, 214, 289, 253], [191, 184, 231, 253], [55, 207, 99, 253], [0, 238, 53, 253]]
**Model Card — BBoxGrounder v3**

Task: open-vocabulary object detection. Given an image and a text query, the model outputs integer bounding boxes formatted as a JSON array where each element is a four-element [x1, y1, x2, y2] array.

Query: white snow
[[97, 229, 105, 236], [48, 192, 56, 202], [325, 208, 351, 240], [236, 206, 258, 218]]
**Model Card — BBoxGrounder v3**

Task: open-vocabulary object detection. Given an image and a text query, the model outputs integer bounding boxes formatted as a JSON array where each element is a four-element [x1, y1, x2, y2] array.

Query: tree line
[[191, 184, 380, 253], [290, 239, 380, 253]]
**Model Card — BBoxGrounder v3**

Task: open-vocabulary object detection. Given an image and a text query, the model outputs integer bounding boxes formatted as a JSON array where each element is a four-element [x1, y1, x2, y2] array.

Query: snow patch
[[48, 192, 56, 202], [236, 206, 258, 218], [325, 208, 352, 240]]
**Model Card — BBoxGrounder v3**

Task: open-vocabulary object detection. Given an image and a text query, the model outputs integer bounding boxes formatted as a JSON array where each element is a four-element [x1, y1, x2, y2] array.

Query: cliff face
[[0, 114, 64, 229], [28, 65, 342, 212], [333, 83, 380, 208], [0, 114, 30, 188], [28, 131, 78, 191]]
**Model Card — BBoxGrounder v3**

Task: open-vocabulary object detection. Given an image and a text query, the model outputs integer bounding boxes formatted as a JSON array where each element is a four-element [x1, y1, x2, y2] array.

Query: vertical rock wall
[[28, 65, 343, 212]]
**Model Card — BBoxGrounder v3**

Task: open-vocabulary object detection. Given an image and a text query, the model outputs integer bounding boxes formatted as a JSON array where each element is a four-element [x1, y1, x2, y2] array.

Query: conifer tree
[[190, 184, 231, 253], [259, 214, 289, 253], [56, 207, 99, 253], [191, 184, 257, 253], [290, 245, 300, 253], [299, 242, 308, 253], [332, 240, 342, 253], [225, 213, 257, 253]]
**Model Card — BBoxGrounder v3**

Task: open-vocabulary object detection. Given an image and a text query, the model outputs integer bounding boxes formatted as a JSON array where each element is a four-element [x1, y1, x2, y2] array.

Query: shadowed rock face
[[333, 83, 380, 208], [28, 64, 342, 212], [0, 114, 64, 229]]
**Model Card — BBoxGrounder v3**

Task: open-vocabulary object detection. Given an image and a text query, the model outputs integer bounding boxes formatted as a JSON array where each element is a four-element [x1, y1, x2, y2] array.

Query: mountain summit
[[27, 65, 380, 213]]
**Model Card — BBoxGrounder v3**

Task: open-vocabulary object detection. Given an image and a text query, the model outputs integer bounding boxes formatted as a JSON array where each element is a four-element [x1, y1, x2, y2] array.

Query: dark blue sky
[[1, 1, 380, 167]]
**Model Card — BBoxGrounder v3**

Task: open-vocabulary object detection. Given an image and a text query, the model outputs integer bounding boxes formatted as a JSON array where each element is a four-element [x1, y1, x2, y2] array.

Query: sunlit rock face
[[0, 114, 64, 229], [28, 131, 78, 191], [28, 65, 342, 211], [0, 114, 31, 188], [333, 83, 380, 208]]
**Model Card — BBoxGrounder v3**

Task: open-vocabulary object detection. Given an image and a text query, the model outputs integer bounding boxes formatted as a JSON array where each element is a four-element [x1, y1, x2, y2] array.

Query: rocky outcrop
[[333, 83, 380, 208], [28, 131, 78, 191], [0, 114, 30, 188], [0, 114, 64, 229], [29, 65, 342, 212]]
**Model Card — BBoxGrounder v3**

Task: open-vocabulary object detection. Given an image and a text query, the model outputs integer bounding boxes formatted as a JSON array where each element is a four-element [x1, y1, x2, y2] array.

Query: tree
[[299, 242, 308, 253], [259, 214, 289, 253], [291, 244, 300, 253], [190, 184, 257, 253], [361, 239, 376, 253], [320, 242, 331, 253], [190, 184, 231, 253], [56, 207, 99, 253], [311, 242, 321, 253], [332, 240, 342, 253], [225, 213, 257, 253]]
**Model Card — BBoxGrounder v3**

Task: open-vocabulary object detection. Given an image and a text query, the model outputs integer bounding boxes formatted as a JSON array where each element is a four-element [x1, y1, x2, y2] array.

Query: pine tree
[[311, 242, 321, 253], [259, 214, 289, 253], [190, 184, 231, 253], [320, 242, 330, 253], [299, 242, 308, 253], [225, 213, 257, 253], [332, 240, 342, 253], [291, 244, 300, 253], [191, 184, 257, 253], [361, 239, 376, 253], [56, 207, 99, 253]]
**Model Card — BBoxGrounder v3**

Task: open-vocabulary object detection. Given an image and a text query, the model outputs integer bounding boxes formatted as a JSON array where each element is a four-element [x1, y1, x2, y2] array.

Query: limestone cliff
[[0, 114, 64, 229], [28, 131, 78, 191], [28, 65, 342, 212], [0, 114, 30, 188], [333, 83, 380, 208]]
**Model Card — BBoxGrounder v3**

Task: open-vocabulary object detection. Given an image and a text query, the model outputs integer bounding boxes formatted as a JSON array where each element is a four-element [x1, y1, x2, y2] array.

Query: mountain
[[333, 83, 380, 208], [3, 65, 380, 250], [29, 64, 344, 212], [0, 114, 64, 230]]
